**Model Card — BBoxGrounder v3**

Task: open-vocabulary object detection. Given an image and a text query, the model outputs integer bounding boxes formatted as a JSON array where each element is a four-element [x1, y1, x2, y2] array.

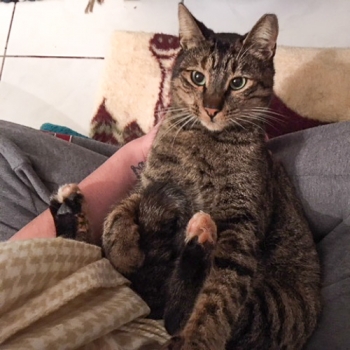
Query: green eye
[[191, 71, 206, 86], [230, 77, 247, 90]]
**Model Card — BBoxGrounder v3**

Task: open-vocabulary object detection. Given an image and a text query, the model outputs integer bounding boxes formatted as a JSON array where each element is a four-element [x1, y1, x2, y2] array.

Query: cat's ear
[[242, 14, 278, 59], [178, 3, 205, 49]]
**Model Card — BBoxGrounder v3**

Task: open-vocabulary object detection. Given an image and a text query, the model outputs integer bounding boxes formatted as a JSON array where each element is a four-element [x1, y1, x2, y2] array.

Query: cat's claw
[[185, 211, 217, 245]]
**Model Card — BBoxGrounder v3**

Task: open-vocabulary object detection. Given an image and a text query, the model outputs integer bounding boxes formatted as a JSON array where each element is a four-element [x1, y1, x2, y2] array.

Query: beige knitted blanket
[[0, 238, 169, 350]]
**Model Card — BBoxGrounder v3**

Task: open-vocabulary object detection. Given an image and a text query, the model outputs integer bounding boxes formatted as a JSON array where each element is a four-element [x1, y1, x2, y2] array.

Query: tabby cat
[[50, 4, 321, 350]]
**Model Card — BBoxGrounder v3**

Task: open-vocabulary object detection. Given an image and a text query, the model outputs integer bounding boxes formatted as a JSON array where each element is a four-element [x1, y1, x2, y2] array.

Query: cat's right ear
[[178, 3, 205, 49]]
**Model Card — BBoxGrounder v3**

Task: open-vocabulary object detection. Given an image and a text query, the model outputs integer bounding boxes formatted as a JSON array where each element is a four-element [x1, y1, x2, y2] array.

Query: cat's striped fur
[[103, 5, 321, 349], [51, 4, 321, 350]]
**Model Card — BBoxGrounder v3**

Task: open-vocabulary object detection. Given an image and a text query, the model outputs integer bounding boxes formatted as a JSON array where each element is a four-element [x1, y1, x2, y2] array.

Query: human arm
[[9, 126, 159, 242]]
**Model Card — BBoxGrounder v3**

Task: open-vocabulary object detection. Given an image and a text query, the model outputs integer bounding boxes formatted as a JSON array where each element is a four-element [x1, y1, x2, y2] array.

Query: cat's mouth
[[199, 114, 227, 132]]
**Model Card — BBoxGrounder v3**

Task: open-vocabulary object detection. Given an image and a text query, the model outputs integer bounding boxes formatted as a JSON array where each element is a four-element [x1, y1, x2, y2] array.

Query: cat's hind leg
[[164, 212, 217, 337], [49, 183, 91, 242], [118, 182, 193, 319], [103, 182, 192, 277], [102, 192, 145, 275]]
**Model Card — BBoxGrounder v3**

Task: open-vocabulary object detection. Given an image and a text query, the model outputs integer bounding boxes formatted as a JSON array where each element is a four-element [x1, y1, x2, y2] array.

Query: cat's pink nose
[[204, 107, 219, 119]]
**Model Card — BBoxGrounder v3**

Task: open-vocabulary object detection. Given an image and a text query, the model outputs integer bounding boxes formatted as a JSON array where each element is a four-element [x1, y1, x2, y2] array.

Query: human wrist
[[121, 137, 148, 176]]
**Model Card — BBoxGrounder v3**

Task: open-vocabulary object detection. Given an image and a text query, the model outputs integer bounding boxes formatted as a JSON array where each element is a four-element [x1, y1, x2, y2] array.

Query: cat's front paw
[[50, 183, 89, 240], [56, 183, 82, 202], [185, 211, 217, 246], [52, 183, 84, 213], [103, 210, 145, 275]]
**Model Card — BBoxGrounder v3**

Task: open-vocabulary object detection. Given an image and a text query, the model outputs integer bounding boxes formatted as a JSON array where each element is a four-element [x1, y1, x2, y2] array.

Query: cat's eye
[[191, 71, 206, 86], [230, 77, 247, 90]]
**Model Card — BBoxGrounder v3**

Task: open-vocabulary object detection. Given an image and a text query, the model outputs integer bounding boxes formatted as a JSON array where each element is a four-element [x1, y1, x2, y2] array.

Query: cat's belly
[[144, 135, 266, 221], [142, 163, 241, 222]]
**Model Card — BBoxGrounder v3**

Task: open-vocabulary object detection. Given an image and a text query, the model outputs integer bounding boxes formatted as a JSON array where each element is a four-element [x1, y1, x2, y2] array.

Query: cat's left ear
[[242, 14, 278, 60], [178, 3, 205, 49]]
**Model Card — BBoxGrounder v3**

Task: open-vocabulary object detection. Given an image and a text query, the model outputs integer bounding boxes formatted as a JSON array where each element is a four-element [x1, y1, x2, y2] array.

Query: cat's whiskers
[[190, 116, 199, 130], [246, 113, 287, 130], [162, 116, 191, 137], [242, 113, 276, 129], [157, 113, 193, 142], [227, 110, 272, 134], [160, 107, 188, 114], [227, 116, 247, 132], [236, 115, 267, 134], [242, 108, 287, 126], [171, 115, 195, 148], [242, 111, 274, 123], [238, 112, 281, 132], [165, 110, 191, 123], [248, 108, 286, 118], [167, 112, 191, 123], [155, 107, 188, 119], [249, 114, 282, 127], [168, 113, 193, 129], [248, 107, 288, 121]]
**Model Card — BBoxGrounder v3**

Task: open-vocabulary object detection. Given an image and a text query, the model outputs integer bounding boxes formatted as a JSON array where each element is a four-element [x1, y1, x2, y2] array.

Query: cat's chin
[[200, 119, 227, 132]]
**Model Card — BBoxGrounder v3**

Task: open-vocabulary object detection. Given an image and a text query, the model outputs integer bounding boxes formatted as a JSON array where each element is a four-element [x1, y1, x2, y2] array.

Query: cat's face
[[170, 5, 278, 132]]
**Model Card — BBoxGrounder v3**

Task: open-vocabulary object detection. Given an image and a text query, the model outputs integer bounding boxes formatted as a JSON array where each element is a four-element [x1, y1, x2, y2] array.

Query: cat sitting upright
[[50, 4, 321, 350]]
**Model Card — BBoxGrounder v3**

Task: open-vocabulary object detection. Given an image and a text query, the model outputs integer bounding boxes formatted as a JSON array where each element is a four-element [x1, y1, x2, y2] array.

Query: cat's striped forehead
[[203, 42, 239, 72], [181, 36, 247, 76]]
